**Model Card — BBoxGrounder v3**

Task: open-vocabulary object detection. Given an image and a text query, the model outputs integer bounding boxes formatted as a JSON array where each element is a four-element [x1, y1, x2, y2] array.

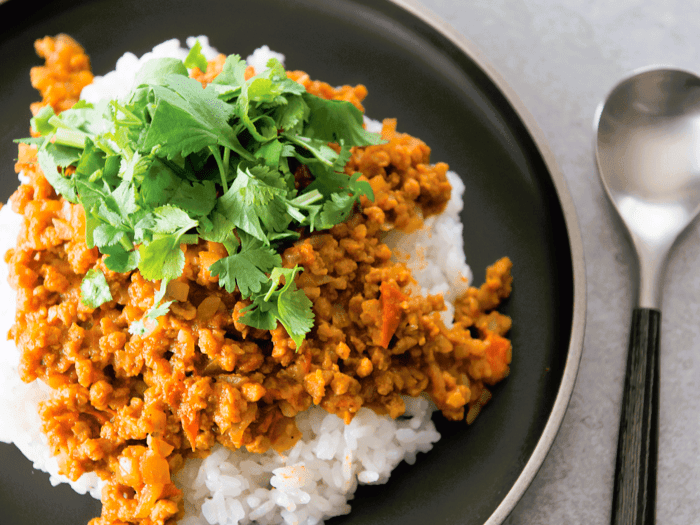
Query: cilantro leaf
[[147, 299, 174, 319], [211, 54, 246, 97], [333, 145, 353, 172], [111, 180, 139, 219], [184, 40, 208, 72], [92, 222, 126, 247], [255, 138, 284, 168], [73, 139, 107, 182], [147, 278, 174, 318], [269, 268, 315, 345], [31, 105, 56, 135], [138, 235, 187, 281], [316, 172, 374, 228], [128, 278, 173, 336], [128, 320, 147, 336], [37, 149, 77, 202], [168, 180, 217, 217], [151, 205, 199, 234], [274, 96, 309, 134], [14, 137, 45, 147], [80, 269, 113, 308], [247, 77, 282, 103], [138, 161, 181, 207], [302, 94, 383, 146], [140, 76, 250, 160], [198, 211, 239, 253], [276, 282, 314, 347], [216, 165, 291, 243], [240, 266, 314, 348], [238, 301, 278, 331], [46, 143, 83, 168], [209, 233, 281, 297], [133, 58, 188, 88], [284, 133, 340, 169], [134, 206, 197, 281], [318, 192, 357, 228], [101, 243, 139, 273], [118, 150, 148, 183]]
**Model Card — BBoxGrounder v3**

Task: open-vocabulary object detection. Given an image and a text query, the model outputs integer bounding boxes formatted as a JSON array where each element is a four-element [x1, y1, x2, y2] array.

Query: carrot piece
[[379, 280, 405, 348], [484, 334, 512, 383], [140, 450, 170, 485], [133, 483, 165, 518], [179, 407, 200, 451]]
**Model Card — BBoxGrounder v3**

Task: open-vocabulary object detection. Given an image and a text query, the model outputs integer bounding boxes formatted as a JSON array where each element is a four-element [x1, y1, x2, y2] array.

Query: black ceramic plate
[[0, 1, 586, 524]]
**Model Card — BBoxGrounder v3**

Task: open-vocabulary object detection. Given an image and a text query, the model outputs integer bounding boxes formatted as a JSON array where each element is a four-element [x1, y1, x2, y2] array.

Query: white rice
[[0, 38, 473, 524]]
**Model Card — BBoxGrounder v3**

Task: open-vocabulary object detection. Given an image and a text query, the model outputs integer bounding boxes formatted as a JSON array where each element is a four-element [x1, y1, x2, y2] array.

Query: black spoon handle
[[611, 308, 660, 525]]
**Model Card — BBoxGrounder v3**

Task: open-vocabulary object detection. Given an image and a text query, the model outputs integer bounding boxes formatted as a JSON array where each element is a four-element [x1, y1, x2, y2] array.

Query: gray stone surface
[[411, 1, 700, 524]]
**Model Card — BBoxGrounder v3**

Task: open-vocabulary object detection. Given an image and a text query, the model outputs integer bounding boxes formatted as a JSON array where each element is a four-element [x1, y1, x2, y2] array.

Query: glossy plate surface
[[0, 1, 585, 524]]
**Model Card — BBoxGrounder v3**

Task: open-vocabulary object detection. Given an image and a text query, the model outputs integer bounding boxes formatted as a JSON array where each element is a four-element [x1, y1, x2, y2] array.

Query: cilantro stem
[[285, 134, 334, 167], [286, 206, 307, 223], [88, 169, 104, 183], [119, 236, 134, 252], [47, 115, 91, 148], [47, 115, 69, 130], [209, 146, 229, 192], [111, 101, 143, 126], [53, 128, 88, 149], [263, 277, 278, 302], [180, 234, 199, 244], [290, 189, 323, 207], [223, 148, 231, 172]]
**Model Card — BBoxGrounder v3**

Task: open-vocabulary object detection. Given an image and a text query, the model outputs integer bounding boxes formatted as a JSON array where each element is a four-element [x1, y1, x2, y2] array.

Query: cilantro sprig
[[20, 43, 381, 346], [80, 269, 112, 308]]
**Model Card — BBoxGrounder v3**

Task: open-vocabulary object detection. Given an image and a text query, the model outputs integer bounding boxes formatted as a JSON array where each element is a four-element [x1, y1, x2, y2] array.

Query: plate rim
[[388, 0, 587, 522], [0, 0, 587, 522]]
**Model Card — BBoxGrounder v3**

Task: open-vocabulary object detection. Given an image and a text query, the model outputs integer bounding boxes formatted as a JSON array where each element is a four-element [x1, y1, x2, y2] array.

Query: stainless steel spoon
[[594, 67, 700, 525]]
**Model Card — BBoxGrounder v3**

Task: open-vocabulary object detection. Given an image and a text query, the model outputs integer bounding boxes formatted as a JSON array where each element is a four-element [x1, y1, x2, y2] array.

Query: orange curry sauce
[[6, 35, 513, 525]]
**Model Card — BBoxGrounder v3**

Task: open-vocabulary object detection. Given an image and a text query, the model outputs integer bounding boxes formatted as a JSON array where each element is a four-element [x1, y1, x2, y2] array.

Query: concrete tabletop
[[1, 1, 696, 524], [411, 1, 700, 524]]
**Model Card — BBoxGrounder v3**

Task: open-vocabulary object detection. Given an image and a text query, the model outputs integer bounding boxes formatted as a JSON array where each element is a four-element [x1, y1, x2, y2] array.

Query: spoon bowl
[[595, 67, 700, 525], [596, 67, 700, 307]]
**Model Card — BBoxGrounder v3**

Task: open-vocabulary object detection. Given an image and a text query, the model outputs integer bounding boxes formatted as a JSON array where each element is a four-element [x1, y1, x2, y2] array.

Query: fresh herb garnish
[[21, 44, 381, 346], [184, 40, 208, 72], [240, 265, 315, 349], [80, 268, 113, 308], [129, 278, 173, 336]]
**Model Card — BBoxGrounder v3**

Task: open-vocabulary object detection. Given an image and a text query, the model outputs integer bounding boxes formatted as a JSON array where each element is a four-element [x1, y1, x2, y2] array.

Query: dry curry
[[6, 35, 513, 525]]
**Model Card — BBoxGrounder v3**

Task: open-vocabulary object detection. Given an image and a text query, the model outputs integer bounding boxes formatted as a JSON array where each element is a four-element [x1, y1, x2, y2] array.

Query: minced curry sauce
[[6, 35, 513, 525]]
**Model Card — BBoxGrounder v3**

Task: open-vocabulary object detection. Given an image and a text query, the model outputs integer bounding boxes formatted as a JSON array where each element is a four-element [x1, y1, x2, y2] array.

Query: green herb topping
[[21, 43, 382, 347], [80, 268, 113, 309]]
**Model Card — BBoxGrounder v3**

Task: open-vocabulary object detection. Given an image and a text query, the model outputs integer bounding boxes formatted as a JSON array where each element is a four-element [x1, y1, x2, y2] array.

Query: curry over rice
[[5, 35, 513, 525]]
